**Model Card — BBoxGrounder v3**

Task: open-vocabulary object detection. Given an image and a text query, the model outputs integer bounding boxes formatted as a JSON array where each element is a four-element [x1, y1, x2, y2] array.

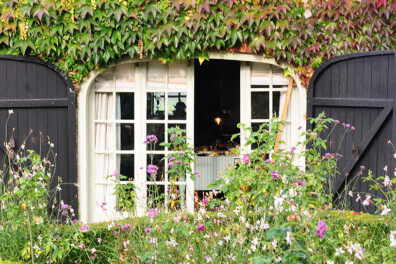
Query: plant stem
[[26, 212, 35, 264]]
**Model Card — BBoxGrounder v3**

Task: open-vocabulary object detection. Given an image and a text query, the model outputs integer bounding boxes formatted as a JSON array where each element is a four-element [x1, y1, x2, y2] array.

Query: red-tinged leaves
[[77, 5, 94, 19], [184, 0, 196, 9], [241, 12, 256, 29], [376, 0, 387, 8], [259, 20, 275, 37], [197, 1, 211, 14], [33, 8, 50, 21], [276, 19, 289, 33], [222, 0, 237, 9]]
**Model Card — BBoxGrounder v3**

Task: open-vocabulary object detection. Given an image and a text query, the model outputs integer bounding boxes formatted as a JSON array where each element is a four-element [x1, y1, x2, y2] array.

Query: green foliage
[[0, 0, 395, 87]]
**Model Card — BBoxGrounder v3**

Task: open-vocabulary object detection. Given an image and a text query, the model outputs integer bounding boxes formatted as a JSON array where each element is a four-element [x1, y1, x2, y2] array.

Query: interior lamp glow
[[214, 116, 222, 125]]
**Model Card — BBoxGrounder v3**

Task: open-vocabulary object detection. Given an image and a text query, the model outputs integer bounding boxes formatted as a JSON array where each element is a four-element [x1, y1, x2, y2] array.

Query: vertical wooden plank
[[314, 73, 324, 98], [371, 56, 380, 99], [57, 108, 70, 207], [363, 57, 372, 99], [47, 69, 57, 98], [323, 67, 332, 98], [37, 64, 47, 98], [27, 63, 37, 99], [7, 60, 17, 100], [331, 62, 340, 98], [16, 61, 28, 100], [0, 60, 6, 99], [68, 89, 78, 216], [347, 59, 356, 98], [355, 58, 364, 98], [339, 61, 348, 98], [56, 74, 68, 98]]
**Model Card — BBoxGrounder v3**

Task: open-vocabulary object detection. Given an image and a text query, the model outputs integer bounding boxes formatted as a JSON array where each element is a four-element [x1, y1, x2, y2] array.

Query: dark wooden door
[[307, 51, 396, 213], [0, 55, 77, 215]]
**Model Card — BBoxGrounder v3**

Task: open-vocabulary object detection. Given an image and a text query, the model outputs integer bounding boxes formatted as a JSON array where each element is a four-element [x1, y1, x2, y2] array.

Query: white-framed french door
[[137, 61, 195, 216], [240, 61, 296, 152]]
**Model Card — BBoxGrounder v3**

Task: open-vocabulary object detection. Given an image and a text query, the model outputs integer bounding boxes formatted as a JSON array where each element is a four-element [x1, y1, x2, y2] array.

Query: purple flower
[[315, 220, 326, 238], [255, 166, 259, 170], [271, 170, 281, 180], [184, 162, 189, 165], [114, 231, 119, 237], [144, 227, 151, 234], [345, 124, 351, 129], [61, 204, 69, 211], [298, 180, 303, 186], [360, 165, 365, 170], [169, 156, 176, 162], [148, 208, 158, 219], [175, 160, 182, 164], [147, 164, 159, 174], [335, 120, 340, 124], [202, 198, 208, 205], [72, 219, 77, 225], [168, 163, 174, 168], [242, 154, 249, 163], [290, 147, 296, 153], [112, 170, 118, 177], [122, 224, 131, 232], [197, 224, 205, 232], [145, 135, 158, 144], [265, 159, 271, 163]]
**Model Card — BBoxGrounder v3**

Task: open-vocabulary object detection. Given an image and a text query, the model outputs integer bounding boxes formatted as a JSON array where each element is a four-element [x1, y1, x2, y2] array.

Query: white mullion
[[163, 64, 169, 210], [95, 150, 135, 154], [186, 60, 194, 213], [240, 61, 251, 152]]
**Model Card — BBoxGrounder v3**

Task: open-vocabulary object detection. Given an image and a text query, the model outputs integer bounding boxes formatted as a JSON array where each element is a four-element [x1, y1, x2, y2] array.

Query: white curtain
[[94, 92, 115, 221]]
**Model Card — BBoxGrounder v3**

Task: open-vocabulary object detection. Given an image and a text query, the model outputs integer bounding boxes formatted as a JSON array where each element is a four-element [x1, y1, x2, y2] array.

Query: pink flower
[[97, 238, 102, 244], [298, 180, 303, 186], [197, 224, 205, 232], [122, 224, 131, 232], [271, 170, 281, 180], [112, 170, 118, 177], [148, 208, 158, 219], [144, 227, 151, 234], [242, 154, 249, 163], [175, 160, 182, 164], [78, 243, 84, 249], [315, 220, 326, 238], [202, 198, 208, 205], [168, 163, 174, 168], [79, 223, 90, 233]]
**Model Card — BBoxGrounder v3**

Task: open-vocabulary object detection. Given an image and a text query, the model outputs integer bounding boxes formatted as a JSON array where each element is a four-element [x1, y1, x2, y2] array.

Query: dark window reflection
[[168, 92, 187, 120], [118, 154, 134, 181], [251, 122, 268, 150], [117, 124, 134, 150], [251, 92, 269, 119], [147, 92, 165, 120], [147, 123, 165, 150], [117, 93, 134, 120], [146, 154, 165, 181], [273, 92, 280, 117]]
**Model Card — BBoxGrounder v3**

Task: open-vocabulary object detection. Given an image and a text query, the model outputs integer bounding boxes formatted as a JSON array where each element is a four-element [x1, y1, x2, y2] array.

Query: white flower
[[345, 261, 353, 264], [335, 247, 345, 256], [223, 235, 231, 242], [251, 237, 259, 246], [362, 195, 371, 206], [381, 205, 391, 216], [8, 109, 13, 114], [218, 240, 223, 246], [32, 244, 40, 250], [225, 179, 230, 185], [205, 256, 212, 262], [383, 176, 392, 187], [286, 231, 292, 245], [271, 239, 277, 249], [384, 165, 388, 172], [91, 248, 96, 254], [212, 190, 218, 196], [348, 191, 353, 197], [327, 261, 334, 264], [390, 231, 396, 247], [275, 256, 282, 263]]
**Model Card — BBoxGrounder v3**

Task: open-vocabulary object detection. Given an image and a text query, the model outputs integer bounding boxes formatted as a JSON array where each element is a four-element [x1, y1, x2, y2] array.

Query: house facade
[[0, 0, 394, 222]]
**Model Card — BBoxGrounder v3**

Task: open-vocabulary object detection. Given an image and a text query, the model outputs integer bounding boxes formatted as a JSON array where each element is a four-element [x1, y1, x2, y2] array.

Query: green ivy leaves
[[0, 0, 394, 87]]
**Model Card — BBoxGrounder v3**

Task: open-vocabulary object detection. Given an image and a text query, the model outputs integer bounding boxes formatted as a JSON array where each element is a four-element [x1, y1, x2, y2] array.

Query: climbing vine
[[0, 0, 395, 87]]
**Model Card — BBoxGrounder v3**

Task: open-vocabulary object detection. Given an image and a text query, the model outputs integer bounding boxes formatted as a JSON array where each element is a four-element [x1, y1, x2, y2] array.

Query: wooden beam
[[0, 98, 69, 108], [311, 98, 393, 108], [333, 106, 392, 194], [273, 77, 294, 155]]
